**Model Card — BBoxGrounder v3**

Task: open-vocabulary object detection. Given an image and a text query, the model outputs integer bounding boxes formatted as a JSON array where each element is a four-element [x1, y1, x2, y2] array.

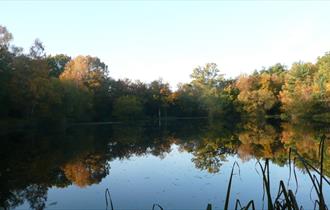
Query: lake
[[1, 119, 329, 210]]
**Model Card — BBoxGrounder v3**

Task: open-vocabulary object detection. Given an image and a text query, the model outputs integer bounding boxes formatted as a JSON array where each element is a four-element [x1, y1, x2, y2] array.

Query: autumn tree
[[60, 55, 110, 121], [236, 64, 285, 117], [280, 62, 317, 120], [60, 55, 108, 89]]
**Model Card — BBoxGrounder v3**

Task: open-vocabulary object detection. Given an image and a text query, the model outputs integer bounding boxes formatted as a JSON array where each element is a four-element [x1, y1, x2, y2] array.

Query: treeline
[[236, 59, 330, 121], [1, 25, 330, 123], [0, 25, 234, 123]]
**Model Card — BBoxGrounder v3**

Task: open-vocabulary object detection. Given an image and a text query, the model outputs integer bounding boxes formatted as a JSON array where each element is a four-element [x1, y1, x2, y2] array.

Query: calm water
[[1, 119, 329, 210]]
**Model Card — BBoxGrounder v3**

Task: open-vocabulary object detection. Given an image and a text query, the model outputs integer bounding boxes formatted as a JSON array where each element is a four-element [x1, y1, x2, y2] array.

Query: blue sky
[[2, 1, 330, 87]]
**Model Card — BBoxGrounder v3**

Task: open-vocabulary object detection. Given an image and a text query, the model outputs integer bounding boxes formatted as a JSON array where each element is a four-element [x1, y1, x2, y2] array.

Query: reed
[[105, 188, 114, 210], [221, 135, 329, 210], [224, 161, 240, 210], [152, 204, 164, 210]]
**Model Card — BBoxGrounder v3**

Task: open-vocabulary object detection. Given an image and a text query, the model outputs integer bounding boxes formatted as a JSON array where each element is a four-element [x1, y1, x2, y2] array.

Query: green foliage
[[189, 63, 236, 118], [47, 54, 71, 77], [191, 63, 224, 88], [61, 80, 93, 121], [170, 83, 207, 117], [280, 62, 318, 119], [147, 79, 172, 118], [113, 95, 144, 120]]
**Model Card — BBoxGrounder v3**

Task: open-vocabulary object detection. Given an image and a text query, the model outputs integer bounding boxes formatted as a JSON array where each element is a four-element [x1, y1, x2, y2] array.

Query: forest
[[1, 25, 330, 125]]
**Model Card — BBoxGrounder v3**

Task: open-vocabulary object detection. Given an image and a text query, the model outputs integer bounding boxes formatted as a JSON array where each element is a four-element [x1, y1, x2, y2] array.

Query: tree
[[47, 54, 71, 77], [60, 55, 110, 121], [60, 80, 92, 121], [191, 63, 224, 89], [190, 63, 226, 118], [113, 95, 144, 120], [9, 50, 51, 119], [313, 53, 330, 112], [148, 79, 172, 118], [0, 25, 13, 48], [280, 62, 317, 119], [60, 55, 108, 89], [236, 64, 285, 117], [29, 39, 46, 59], [170, 83, 206, 117], [0, 26, 13, 117]]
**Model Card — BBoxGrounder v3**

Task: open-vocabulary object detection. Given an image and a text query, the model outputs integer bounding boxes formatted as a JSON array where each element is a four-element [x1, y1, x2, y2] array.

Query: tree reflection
[[62, 153, 109, 187], [0, 120, 329, 209], [237, 120, 283, 161], [191, 140, 232, 173], [281, 122, 330, 176]]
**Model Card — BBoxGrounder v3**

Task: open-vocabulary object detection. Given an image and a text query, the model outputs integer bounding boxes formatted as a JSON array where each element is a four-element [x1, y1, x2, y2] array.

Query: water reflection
[[0, 120, 329, 209]]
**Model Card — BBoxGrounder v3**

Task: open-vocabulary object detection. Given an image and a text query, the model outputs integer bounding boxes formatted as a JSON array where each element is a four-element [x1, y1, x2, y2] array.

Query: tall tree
[[148, 79, 172, 119], [279, 62, 317, 120], [29, 39, 46, 59], [47, 54, 71, 77], [190, 63, 226, 118], [236, 64, 285, 117], [0, 25, 12, 48], [60, 55, 108, 88], [60, 55, 110, 121]]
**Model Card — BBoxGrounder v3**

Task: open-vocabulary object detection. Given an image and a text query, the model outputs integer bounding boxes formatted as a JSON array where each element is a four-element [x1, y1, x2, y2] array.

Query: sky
[[1, 1, 330, 88]]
